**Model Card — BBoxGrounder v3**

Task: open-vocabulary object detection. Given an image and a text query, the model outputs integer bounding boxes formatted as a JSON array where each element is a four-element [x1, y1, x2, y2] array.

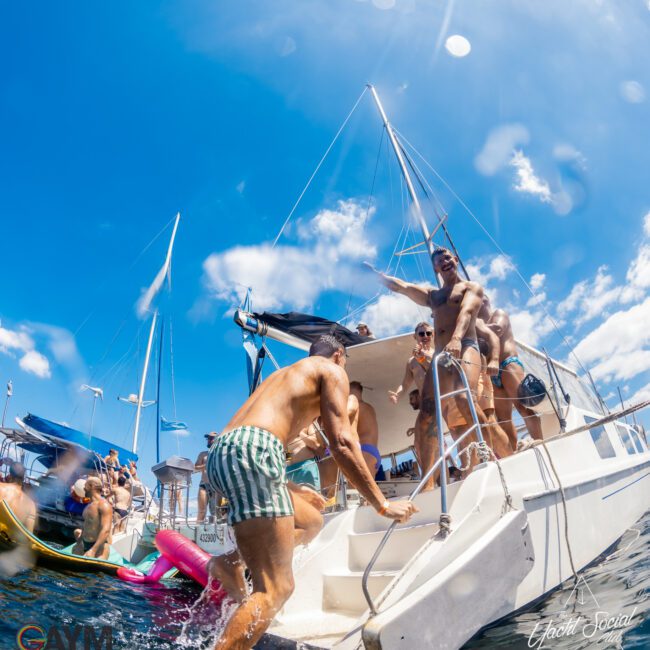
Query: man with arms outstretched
[[370, 248, 512, 478], [206, 335, 417, 650], [478, 296, 543, 447]]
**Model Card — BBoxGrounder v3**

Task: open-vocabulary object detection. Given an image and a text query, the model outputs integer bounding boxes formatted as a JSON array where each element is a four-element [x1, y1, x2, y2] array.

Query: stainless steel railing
[[361, 351, 485, 616]]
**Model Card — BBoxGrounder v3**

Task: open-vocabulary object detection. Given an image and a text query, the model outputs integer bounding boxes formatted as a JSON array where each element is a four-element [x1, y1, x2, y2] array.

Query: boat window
[[629, 429, 645, 453], [584, 416, 616, 459], [615, 423, 637, 455]]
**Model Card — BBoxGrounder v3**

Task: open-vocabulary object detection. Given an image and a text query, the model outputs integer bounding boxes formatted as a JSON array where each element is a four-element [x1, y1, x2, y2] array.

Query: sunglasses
[[417, 331, 433, 337]]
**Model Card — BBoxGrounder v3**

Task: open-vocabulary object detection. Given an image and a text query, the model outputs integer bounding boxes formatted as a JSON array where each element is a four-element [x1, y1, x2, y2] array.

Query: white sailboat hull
[[269, 410, 650, 649]]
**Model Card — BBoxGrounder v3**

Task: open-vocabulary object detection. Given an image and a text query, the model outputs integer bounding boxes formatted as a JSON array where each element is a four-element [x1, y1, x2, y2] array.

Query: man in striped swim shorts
[[207, 335, 418, 650]]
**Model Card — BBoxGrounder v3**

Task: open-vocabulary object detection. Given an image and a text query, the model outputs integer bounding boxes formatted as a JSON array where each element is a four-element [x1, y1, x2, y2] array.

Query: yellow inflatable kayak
[[0, 499, 162, 575]]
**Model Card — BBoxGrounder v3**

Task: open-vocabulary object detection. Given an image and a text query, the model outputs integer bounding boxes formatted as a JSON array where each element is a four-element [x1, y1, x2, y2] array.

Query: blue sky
[[1, 0, 649, 480]]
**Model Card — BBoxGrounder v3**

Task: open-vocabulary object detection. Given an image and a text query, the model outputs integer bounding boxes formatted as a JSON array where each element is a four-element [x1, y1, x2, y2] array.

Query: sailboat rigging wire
[[169, 315, 178, 420], [73, 215, 177, 337], [272, 87, 368, 248], [397, 138, 470, 281], [394, 128, 596, 380]]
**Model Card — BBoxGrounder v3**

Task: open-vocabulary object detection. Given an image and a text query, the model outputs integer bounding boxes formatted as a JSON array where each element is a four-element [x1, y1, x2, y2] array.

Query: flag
[[136, 213, 180, 319], [160, 416, 190, 436]]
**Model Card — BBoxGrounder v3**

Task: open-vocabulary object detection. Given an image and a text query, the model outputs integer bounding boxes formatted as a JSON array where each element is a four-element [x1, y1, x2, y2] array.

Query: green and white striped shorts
[[206, 426, 294, 525]]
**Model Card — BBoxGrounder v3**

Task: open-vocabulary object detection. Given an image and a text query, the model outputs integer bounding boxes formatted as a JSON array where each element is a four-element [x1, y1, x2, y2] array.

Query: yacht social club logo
[[16, 623, 113, 650], [526, 576, 639, 648]]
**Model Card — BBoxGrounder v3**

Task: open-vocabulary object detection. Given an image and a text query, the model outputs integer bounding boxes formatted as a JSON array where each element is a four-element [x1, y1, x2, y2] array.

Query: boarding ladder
[[361, 350, 486, 615]]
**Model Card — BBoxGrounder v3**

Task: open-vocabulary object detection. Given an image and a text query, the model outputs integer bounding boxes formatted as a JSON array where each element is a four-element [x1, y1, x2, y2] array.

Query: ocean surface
[[1, 511, 648, 650]]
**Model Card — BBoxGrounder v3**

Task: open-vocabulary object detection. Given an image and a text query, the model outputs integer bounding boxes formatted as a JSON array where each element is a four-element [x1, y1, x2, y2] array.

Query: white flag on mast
[[136, 213, 180, 319]]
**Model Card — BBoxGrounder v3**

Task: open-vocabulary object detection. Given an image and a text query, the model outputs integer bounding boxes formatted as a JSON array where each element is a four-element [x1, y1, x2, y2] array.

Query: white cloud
[[357, 291, 431, 338], [474, 124, 530, 176], [627, 382, 650, 407], [236, 180, 245, 194], [644, 211, 650, 237], [0, 323, 52, 379], [510, 150, 552, 203], [197, 199, 377, 313], [556, 265, 620, 326], [621, 244, 650, 302], [619, 80, 645, 104], [572, 297, 650, 384], [508, 308, 555, 347], [19, 350, 51, 379], [279, 36, 296, 57], [372, 0, 396, 9], [465, 254, 515, 289], [530, 273, 546, 292]]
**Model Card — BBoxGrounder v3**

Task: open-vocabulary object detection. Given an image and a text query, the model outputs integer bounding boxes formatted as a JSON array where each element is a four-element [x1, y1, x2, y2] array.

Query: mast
[[131, 212, 181, 454], [133, 310, 157, 453], [367, 84, 439, 283], [155, 316, 165, 463]]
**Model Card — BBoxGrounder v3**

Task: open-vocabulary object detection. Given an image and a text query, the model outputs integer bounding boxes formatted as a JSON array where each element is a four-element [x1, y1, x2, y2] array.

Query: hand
[[295, 484, 327, 511], [486, 360, 499, 377], [388, 390, 399, 405], [83, 549, 95, 558], [444, 337, 462, 359], [380, 500, 419, 524]]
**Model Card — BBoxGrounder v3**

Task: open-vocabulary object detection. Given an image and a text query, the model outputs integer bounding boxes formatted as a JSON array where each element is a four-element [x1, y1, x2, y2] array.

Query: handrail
[[361, 351, 485, 616], [361, 424, 481, 615]]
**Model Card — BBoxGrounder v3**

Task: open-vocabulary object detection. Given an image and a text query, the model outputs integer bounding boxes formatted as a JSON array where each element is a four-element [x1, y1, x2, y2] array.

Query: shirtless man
[[315, 389, 361, 498], [206, 335, 417, 650], [111, 476, 132, 533], [0, 463, 37, 533], [195, 432, 217, 523], [72, 477, 113, 559], [371, 249, 513, 477], [350, 381, 385, 481], [479, 296, 543, 446]]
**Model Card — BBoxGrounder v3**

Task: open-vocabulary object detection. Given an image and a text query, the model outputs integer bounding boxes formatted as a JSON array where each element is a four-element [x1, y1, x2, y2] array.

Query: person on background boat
[[0, 462, 37, 533], [286, 424, 322, 491], [71, 476, 113, 559], [103, 448, 120, 469], [478, 296, 543, 447], [355, 321, 375, 339], [350, 381, 385, 481], [194, 432, 218, 523], [111, 475, 132, 533], [205, 334, 417, 650], [370, 248, 513, 479]]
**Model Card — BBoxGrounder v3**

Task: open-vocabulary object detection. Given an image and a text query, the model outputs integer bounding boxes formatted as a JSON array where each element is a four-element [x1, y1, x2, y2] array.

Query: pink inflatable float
[[118, 529, 226, 602]]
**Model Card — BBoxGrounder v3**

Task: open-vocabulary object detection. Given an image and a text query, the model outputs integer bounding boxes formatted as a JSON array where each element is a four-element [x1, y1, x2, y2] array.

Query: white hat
[[72, 478, 86, 498]]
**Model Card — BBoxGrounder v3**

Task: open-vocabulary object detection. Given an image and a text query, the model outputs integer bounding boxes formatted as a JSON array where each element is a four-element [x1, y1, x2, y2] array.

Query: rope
[[539, 440, 579, 583], [457, 440, 514, 514], [272, 87, 368, 247]]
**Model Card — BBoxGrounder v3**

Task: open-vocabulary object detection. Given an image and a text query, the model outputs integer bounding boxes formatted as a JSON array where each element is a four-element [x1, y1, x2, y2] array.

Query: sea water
[[1, 511, 648, 649]]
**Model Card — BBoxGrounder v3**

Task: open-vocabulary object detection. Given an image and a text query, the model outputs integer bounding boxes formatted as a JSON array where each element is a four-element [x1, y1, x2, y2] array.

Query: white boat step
[[323, 570, 397, 614], [271, 609, 363, 646], [347, 522, 439, 571]]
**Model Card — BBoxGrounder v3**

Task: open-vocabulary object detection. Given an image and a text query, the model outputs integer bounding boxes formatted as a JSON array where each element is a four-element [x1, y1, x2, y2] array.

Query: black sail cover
[[253, 311, 367, 347]]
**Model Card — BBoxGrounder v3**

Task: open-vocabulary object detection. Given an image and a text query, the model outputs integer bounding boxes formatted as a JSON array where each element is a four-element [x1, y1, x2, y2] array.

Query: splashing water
[[0, 512, 648, 648]]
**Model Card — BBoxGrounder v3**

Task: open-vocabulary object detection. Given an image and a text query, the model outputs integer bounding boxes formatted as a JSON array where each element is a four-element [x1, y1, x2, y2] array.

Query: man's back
[[0, 483, 36, 532], [225, 356, 347, 447], [357, 401, 379, 447]]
